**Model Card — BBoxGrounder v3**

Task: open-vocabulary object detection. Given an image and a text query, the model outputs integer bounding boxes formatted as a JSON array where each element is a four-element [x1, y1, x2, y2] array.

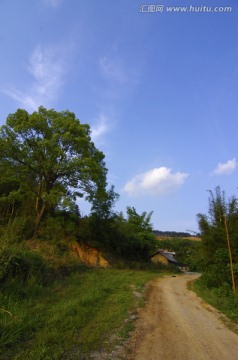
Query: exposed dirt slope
[[70, 242, 109, 267], [125, 273, 238, 360]]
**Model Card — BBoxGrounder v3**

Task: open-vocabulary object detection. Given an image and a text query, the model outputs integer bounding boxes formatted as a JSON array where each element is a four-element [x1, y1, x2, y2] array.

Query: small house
[[150, 249, 189, 271]]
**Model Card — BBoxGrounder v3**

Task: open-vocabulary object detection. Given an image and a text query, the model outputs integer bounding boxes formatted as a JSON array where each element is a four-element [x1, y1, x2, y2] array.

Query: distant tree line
[[153, 230, 197, 238]]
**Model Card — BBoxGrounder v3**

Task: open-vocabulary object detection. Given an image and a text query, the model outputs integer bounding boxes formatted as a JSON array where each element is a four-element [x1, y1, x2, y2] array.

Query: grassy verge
[[189, 279, 238, 323], [0, 268, 164, 360]]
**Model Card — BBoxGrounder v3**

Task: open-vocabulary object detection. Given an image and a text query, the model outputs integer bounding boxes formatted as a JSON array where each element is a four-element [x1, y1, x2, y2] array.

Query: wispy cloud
[[3, 44, 67, 111], [213, 158, 237, 176], [96, 52, 141, 141], [90, 112, 111, 143], [123, 167, 189, 197], [99, 57, 128, 85], [98, 55, 140, 100], [43, 0, 63, 7]]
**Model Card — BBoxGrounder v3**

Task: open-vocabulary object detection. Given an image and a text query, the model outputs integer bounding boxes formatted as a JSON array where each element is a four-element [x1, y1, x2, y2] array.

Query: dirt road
[[125, 273, 238, 360]]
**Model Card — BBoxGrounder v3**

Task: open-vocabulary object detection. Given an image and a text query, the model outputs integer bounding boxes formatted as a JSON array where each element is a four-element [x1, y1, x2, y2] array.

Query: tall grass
[[0, 268, 164, 359], [190, 279, 238, 323]]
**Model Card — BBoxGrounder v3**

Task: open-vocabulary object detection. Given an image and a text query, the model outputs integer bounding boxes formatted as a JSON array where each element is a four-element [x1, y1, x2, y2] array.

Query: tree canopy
[[0, 106, 115, 230]]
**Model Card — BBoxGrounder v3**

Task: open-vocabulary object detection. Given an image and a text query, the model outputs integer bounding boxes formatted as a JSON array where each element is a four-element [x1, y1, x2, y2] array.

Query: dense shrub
[[0, 246, 46, 283], [199, 262, 238, 289]]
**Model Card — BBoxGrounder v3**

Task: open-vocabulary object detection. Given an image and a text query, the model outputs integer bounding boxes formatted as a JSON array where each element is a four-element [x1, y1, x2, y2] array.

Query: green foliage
[[197, 186, 238, 264], [72, 206, 157, 262], [0, 106, 156, 264], [0, 246, 46, 283], [90, 184, 119, 220], [0, 106, 112, 233], [105, 207, 157, 260], [197, 186, 238, 294], [38, 210, 80, 243], [157, 238, 203, 270]]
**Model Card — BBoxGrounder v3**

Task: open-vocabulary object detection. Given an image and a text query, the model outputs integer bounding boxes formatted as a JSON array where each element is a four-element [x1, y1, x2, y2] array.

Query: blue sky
[[1, 0, 238, 232]]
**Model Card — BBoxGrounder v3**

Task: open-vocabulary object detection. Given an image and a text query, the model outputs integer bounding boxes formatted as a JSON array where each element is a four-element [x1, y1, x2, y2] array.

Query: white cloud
[[90, 112, 111, 143], [3, 44, 67, 111], [213, 158, 237, 176], [123, 167, 189, 197]]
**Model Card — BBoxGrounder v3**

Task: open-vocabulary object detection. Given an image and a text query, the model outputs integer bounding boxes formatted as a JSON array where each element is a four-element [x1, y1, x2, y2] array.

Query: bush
[[199, 263, 233, 289], [0, 246, 46, 283]]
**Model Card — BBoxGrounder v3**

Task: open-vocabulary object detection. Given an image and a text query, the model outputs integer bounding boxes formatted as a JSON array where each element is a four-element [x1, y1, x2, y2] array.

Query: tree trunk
[[35, 201, 46, 231], [35, 177, 46, 232]]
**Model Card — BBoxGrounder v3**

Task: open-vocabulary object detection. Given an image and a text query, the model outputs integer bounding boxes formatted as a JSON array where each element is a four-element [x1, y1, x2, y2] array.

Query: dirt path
[[124, 273, 238, 360]]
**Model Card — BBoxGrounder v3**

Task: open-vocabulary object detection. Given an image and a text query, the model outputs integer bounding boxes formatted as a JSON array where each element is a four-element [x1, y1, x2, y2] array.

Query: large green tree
[[0, 106, 114, 230]]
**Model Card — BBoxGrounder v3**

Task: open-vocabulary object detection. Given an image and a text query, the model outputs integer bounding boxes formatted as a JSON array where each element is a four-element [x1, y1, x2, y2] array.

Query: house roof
[[151, 249, 178, 264], [161, 251, 178, 263]]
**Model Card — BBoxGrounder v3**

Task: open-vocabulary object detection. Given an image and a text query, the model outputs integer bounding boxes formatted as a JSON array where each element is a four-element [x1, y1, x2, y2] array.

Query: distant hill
[[153, 230, 200, 238]]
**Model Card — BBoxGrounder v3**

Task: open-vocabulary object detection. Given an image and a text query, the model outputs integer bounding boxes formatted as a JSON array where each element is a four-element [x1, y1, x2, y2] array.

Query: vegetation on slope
[[192, 186, 238, 322], [0, 258, 165, 360]]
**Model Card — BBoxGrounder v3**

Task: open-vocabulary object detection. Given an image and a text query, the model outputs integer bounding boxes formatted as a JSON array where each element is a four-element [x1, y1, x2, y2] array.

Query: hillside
[[0, 239, 169, 359]]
